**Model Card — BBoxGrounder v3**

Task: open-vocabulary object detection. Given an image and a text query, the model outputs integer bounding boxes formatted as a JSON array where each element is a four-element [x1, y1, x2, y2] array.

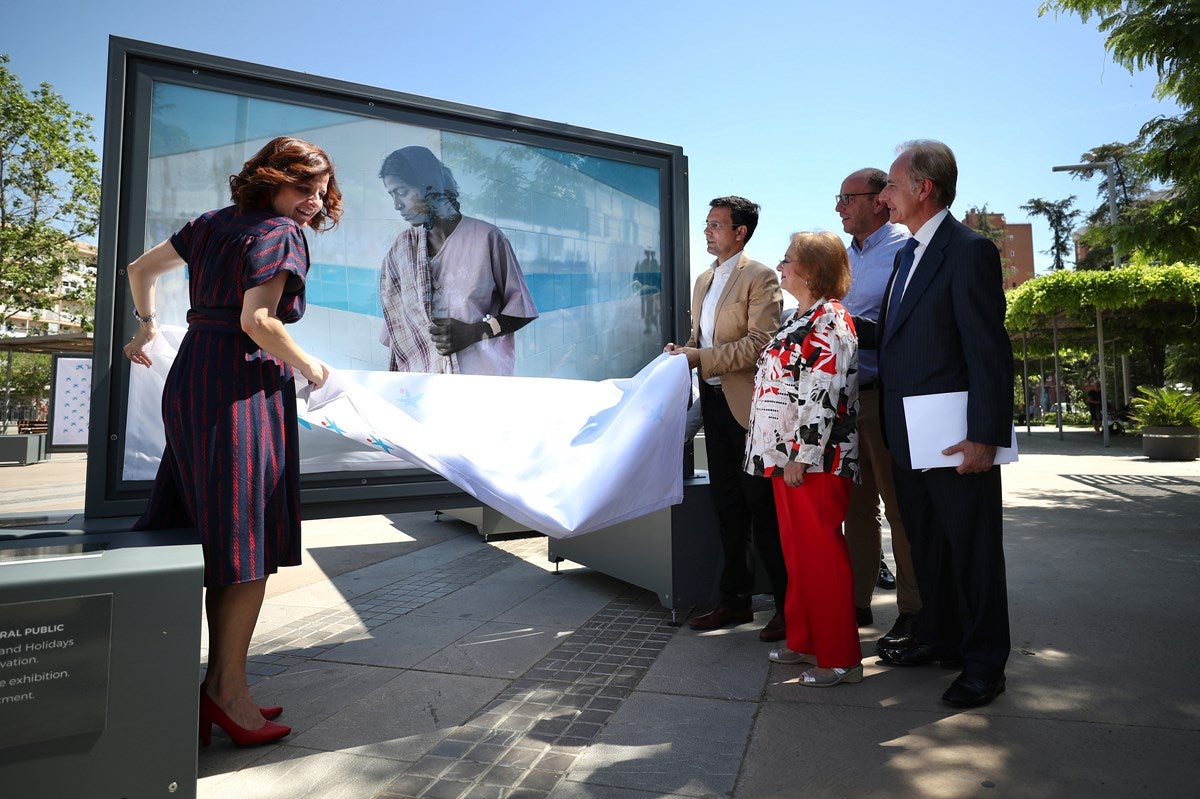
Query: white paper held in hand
[[903, 391, 1018, 470]]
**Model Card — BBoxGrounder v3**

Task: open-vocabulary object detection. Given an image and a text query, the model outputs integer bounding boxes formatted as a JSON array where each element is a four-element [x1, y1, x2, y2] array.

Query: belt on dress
[[187, 308, 244, 334]]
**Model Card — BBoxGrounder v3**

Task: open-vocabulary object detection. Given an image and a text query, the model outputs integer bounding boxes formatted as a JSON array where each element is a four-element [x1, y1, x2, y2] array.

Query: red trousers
[[773, 472, 862, 668]]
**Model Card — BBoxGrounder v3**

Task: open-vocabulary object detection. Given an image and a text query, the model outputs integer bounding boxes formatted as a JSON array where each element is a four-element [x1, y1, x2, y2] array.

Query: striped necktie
[[883, 238, 919, 340]]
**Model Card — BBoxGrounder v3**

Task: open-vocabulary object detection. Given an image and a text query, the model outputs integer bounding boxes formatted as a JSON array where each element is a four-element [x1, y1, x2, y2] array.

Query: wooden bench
[[17, 420, 49, 435]]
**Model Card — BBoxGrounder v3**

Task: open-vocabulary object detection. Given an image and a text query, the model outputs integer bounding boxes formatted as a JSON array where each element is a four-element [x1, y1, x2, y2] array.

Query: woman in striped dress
[[123, 137, 343, 746]]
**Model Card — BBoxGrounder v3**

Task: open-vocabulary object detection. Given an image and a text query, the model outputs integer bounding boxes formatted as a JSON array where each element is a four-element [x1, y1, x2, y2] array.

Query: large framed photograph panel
[[86, 37, 689, 519]]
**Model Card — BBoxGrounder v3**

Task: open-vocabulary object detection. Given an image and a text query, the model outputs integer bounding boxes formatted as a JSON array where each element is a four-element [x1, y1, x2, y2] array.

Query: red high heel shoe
[[200, 685, 281, 720], [199, 692, 291, 747]]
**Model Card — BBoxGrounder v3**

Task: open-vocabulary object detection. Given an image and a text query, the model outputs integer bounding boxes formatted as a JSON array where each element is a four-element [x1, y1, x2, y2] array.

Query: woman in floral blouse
[[744, 231, 862, 687]]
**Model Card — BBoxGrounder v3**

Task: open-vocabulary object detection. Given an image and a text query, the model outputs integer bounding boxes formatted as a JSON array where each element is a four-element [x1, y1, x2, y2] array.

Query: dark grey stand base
[[0, 527, 204, 798], [547, 475, 723, 619]]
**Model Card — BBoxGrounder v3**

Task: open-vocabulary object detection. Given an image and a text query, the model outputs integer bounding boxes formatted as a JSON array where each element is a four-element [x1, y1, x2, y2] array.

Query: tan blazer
[[685, 253, 783, 429]]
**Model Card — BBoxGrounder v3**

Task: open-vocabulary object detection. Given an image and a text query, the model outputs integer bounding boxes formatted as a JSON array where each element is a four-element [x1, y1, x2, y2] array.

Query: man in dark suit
[[875, 141, 1013, 708], [665, 196, 786, 641]]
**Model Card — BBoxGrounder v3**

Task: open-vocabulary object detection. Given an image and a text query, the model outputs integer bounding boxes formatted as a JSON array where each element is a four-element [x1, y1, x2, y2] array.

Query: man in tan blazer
[[665, 196, 786, 639]]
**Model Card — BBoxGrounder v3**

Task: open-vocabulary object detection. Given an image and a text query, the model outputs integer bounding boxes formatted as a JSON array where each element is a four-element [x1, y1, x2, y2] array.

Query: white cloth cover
[[124, 327, 689, 538], [298, 354, 690, 538]]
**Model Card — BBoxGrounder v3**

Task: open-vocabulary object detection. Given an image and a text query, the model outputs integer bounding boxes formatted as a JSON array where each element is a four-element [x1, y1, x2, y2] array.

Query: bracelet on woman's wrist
[[133, 308, 156, 324]]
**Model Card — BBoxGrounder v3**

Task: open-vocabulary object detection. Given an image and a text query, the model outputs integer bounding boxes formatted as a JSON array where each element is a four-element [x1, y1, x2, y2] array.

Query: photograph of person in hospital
[[378, 145, 538, 375]]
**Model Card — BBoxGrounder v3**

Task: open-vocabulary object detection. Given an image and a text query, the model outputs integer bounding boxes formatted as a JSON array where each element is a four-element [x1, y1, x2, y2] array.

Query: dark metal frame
[[86, 37, 690, 519]]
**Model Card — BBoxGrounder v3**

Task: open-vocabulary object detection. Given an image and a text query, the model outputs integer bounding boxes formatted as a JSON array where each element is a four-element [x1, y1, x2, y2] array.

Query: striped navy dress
[[134, 206, 309, 587]]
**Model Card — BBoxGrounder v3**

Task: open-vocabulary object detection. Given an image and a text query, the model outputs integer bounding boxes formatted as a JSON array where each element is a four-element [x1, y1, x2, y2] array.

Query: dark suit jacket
[[878, 215, 1013, 470]]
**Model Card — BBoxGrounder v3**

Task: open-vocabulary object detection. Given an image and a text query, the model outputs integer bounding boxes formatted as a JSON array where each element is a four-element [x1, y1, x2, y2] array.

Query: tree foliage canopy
[[3, 352, 51, 409], [1020, 196, 1080, 271], [1040, 0, 1200, 111], [1006, 262, 1200, 383], [1007, 262, 1200, 329], [1039, 2, 1200, 264], [0, 54, 100, 330], [1076, 141, 1149, 213]]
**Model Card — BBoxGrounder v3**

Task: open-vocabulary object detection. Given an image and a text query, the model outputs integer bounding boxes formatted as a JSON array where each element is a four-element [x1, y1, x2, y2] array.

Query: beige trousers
[[845, 387, 921, 614]]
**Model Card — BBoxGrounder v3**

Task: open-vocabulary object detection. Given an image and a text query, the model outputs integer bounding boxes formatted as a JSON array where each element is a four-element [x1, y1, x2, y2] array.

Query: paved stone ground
[[0, 451, 87, 518], [189, 526, 669, 799], [2, 427, 1199, 798]]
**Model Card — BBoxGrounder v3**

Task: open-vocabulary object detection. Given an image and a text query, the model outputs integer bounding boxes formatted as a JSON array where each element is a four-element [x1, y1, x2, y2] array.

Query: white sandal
[[768, 646, 816, 665], [799, 664, 863, 686]]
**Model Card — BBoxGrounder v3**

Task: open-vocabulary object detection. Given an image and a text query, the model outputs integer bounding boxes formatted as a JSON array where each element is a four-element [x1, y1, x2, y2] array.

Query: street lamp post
[[1052, 161, 1119, 447]]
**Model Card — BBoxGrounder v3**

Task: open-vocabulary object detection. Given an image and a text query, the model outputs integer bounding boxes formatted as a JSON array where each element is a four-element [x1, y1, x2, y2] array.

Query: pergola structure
[[0, 332, 94, 356], [1006, 263, 1200, 448], [1011, 311, 1125, 446]]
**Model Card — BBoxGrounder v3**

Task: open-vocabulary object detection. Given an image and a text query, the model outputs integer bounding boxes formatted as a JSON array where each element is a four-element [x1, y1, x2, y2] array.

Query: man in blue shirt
[[837, 168, 921, 649]]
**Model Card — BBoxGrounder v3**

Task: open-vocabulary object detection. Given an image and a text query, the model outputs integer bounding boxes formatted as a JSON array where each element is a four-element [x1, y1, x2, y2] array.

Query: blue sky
[[3, 1, 1179, 281]]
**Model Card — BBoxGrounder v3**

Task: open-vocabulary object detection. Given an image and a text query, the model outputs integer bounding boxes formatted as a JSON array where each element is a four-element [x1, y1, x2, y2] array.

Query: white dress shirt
[[892, 208, 950, 303], [699, 251, 741, 385]]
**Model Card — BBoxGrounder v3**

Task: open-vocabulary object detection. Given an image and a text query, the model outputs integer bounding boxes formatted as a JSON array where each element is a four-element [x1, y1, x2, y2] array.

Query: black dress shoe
[[877, 642, 937, 666], [877, 643, 963, 669], [856, 606, 873, 627], [876, 559, 896, 590], [876, 612, 916, 650], [759, 611, 786, 642], [688, 604, 754, 631], [942, 672, 1006, 708]]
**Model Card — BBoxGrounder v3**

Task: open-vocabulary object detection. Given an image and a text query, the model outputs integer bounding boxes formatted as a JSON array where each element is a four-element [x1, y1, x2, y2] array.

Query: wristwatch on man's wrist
[[480, 314, 501, 340]]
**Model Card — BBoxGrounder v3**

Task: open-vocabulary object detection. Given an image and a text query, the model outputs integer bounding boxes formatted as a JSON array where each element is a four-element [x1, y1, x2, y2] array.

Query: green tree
[[1040, 2, 1200, 265], [1068, 141, 1152, 269], [4, 352, 50, 408], [1165, 340, 1200, 391], [1020, 196, 1081, 271], [1077, 141, 1149, 213], [966, 205, 1002, 246], [0, 54, 100, 331], [964, 205, 1015, 282]]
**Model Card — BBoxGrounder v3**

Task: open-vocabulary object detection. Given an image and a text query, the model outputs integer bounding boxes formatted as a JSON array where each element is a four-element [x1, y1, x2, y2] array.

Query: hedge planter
[[1141, 426, 1200, 461]]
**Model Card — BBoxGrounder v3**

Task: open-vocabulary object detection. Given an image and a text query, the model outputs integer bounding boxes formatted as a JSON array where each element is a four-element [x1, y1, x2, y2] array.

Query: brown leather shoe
[[688, 604, 754, 631], [759, 611, 786, 642]]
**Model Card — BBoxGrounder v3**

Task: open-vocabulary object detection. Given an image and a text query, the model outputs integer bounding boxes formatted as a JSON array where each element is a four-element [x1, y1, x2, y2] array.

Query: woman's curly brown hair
[[229, 137, 344, 231]]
